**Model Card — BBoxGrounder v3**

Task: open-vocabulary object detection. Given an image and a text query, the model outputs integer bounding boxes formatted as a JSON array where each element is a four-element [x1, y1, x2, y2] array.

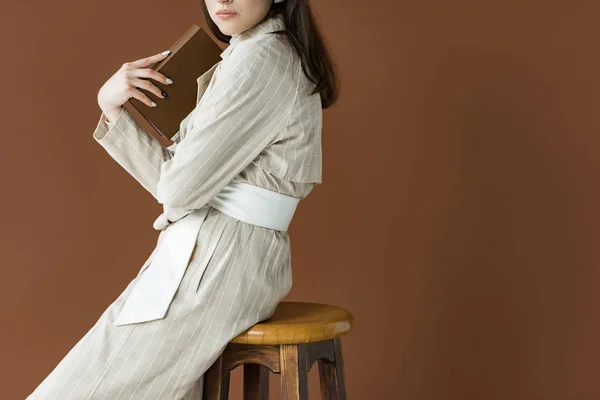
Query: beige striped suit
[[27, 13, 322, 400]]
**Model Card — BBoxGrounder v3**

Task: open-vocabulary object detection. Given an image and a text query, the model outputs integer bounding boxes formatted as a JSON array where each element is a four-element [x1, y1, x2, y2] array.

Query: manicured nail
[[161, 91, 168, 98], [151, 101, 157, 107], [166, 78, 173, 84], [161, 50, 171, 56]]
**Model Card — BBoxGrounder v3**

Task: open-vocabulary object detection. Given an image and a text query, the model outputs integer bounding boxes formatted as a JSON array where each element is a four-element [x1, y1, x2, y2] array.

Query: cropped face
[[205, 0, 273, 38]]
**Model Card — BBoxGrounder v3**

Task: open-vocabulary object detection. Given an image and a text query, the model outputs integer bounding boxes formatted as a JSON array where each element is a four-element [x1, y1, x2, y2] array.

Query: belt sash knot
[[114, 182, 300, 326]]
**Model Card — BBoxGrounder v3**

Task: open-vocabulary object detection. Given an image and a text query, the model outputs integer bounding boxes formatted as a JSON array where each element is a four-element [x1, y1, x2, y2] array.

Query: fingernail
[[161, 50, 171, 56], [161, 91, 168, 98], [166, 78, 173, 84], [151, 101, 157, 107]]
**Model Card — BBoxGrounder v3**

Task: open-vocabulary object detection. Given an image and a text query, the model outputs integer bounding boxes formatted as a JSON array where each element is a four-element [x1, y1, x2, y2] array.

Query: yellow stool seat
[[231, 301, 355, 345]]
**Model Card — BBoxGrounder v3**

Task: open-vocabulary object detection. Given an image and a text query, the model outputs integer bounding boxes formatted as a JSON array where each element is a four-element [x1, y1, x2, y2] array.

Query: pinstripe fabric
[[27, 13, 321, 400]]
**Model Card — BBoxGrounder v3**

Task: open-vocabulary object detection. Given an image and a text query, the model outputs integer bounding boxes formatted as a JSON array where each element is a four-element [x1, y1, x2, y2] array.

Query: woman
[[27, 0, 338, 398]]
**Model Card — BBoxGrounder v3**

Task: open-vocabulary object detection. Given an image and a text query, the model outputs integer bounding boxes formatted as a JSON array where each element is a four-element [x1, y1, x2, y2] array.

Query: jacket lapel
[[169, 62, 222, 144], [196, 62, 220, 104]]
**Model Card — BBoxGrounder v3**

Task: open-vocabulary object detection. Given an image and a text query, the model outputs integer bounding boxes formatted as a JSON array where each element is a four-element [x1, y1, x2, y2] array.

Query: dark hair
[[200, 1, 340, 109]]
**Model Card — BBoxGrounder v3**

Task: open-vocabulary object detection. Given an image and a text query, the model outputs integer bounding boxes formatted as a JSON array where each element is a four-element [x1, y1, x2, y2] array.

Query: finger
[[133, 68, 173, 86], [132, 77, 166, 99], [130, 50, 171, 68], [128, 87, 157, 108]]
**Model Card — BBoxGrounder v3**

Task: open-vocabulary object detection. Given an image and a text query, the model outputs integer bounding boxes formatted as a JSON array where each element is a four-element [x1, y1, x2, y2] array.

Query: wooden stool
[[202, 301, 354, 400]]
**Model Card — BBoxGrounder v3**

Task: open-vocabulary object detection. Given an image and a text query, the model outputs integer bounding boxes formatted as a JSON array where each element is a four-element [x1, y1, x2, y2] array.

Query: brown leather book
[[127, 24, 223, 140]]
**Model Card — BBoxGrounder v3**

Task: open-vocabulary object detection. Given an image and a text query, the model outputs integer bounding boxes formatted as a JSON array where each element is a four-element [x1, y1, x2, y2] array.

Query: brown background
[[2, 0, 600, 399]]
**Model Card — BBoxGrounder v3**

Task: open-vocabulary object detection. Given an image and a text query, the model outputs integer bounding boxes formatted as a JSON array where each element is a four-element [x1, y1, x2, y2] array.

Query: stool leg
[[203, 354, 230, 400], [243, 364, 270, 400], [222, 372, 231, 399], [318, 338, 347, 400], [281, 343, 308, 400]]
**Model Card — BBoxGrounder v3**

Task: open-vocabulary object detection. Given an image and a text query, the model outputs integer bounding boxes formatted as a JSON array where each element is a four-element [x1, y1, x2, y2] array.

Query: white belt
[[114, 182, 300, 326]]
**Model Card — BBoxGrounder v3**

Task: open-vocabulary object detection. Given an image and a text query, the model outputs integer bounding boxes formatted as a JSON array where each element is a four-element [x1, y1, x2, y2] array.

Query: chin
[[213, 22, 236, 36]]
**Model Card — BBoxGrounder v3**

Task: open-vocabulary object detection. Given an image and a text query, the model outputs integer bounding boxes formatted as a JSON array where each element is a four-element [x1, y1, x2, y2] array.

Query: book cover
[[128, 24, 223, 140]]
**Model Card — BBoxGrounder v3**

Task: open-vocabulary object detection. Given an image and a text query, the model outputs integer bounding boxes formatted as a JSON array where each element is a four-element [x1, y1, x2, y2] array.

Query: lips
[[216, 10, 237, 15]]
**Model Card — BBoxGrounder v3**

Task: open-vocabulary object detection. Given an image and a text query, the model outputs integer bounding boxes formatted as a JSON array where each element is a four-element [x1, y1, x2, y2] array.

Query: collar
[[219, 13, 285, 60]]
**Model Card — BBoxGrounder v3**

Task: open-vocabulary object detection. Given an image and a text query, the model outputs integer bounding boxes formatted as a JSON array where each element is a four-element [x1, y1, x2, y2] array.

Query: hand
[[97, 50, 173, 118]]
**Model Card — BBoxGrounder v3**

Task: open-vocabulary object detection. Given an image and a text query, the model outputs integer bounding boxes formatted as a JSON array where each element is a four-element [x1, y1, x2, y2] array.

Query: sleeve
[[155, 39, 299, 224], [92, 103, 195, 199]]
